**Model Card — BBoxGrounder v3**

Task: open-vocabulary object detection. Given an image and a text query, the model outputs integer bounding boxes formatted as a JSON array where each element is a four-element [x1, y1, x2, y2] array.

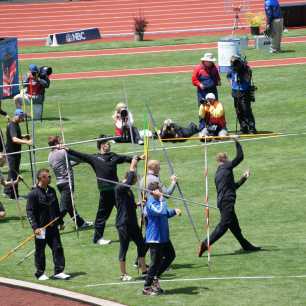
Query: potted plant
[[134, 11, 148, 41], [245, 12, 265, 35]]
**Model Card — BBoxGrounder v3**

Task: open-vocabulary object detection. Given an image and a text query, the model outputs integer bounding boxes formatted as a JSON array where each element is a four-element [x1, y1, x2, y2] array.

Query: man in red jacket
[[192, 53, 221, 106]]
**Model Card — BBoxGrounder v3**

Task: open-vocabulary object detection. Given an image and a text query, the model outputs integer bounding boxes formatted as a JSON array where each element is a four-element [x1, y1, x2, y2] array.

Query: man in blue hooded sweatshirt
[[265, 0, 283, 53], [143, 181, 181, 296]]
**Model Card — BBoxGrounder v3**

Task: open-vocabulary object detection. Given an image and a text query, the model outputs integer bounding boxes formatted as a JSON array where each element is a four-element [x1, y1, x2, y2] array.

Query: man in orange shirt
[[198, 93, 228, 138]]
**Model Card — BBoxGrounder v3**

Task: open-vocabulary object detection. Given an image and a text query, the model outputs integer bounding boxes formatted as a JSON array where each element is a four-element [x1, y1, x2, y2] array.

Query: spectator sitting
[[160, 119, 199, 142], [198, 93, 228, 138], [112, 102, 143, 145]]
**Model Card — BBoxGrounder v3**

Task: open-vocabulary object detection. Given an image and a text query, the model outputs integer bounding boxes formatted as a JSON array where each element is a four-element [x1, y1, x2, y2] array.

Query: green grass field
[[1, 34, 306, 306]]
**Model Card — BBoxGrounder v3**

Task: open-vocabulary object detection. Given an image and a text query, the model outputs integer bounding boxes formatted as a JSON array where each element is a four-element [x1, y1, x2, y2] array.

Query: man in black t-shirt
[[66, 135, 133, 245], [3, 109, 32, 199], [115, 156, 147, 281], [198, 137, 260, 256]]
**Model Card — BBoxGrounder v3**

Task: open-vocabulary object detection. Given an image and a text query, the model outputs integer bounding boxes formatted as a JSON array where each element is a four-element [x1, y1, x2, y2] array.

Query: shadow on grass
[[0, 216, 24, 223], [164, 286, 207, 295], [279, 49, 296, 53], [50, 272, 86, 280], [171, 263, 201, 270], [210, 247, 276, 257], [68, 272, 87, 279], [41, 117, 70, 121]]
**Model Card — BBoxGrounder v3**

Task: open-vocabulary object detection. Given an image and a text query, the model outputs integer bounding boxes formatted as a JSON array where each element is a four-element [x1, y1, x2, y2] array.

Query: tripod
[[232, 6, 241, 35]]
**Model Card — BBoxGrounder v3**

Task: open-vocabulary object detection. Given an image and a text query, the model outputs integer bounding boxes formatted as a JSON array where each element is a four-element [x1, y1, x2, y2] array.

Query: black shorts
[[117, 224, 146, 261]]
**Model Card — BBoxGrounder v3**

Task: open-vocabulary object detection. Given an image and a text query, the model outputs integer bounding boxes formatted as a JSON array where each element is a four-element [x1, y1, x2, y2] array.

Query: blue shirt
[[227, 67, 251, 92], [145, 195, 176, 243], [265, 0, 282, 24]]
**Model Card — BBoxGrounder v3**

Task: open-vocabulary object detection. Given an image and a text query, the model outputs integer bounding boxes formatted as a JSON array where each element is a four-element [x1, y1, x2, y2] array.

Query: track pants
[[233, 93, 256, 133], [34, 226, 65, 278], [93, 190, 116, 243], [203, 203, 253, 249], [57, 183, 85, 227], [4, 153, 21, 199], [144, 241, 176, 287]]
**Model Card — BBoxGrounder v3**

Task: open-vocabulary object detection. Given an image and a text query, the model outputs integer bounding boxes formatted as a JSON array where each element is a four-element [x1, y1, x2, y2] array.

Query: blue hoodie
[[145, 195, 177, 243], [265, 0, 282, 24]]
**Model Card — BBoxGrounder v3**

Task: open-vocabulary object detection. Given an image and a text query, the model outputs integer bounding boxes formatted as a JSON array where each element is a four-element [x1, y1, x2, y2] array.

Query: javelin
[[3, 135, 121, 157], [57, 101, 79, 238], [0, 82, 30, 88], [122, 81, 135, 144], [96, 175, 218, 210], [0, 217, 59, 263], [146, 104, 201, 242], [203, 136, 211, 269], [17, 217, 75, 266], [4, 130, 305, 157]]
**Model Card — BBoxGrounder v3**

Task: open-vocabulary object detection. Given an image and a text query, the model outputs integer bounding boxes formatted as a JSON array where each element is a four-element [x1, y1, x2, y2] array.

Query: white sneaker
[[96, 238, 112, 245], [38, 274, 49, 281], [54, 272, 71, 280], [120, 274, 132, 281], [79, 221, 93, 229]]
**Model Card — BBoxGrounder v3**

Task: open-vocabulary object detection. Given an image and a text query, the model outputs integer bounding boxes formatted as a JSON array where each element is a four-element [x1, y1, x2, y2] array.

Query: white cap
[[205, 93, 216, 100], [200, 52, 216, 62]]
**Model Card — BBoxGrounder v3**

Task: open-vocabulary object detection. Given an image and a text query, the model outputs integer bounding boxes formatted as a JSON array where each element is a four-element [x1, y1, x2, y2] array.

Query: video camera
[[120, 108, 128, 120], [199, 98, 209, 105], [39, 66, 53, 79]]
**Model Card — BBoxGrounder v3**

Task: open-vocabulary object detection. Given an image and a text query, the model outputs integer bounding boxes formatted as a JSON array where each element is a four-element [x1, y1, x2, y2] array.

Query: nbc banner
[[0, 37, 19, 99]]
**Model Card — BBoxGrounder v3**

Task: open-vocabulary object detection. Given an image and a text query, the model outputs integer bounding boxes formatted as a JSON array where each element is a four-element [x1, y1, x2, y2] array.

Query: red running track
[[0, 0, 303, 41], [19, 35, 306, 60], [49, 57, 306, 81]]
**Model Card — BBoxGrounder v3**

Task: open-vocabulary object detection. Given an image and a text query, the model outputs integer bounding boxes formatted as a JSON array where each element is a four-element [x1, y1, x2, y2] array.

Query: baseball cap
[[15, 108, 25, 118], [205, 93, 216, 100], [29, 64, 39, 73]]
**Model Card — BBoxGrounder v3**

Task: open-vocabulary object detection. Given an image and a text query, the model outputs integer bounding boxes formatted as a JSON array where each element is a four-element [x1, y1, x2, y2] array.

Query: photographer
[[23, 64, 52, 120], [159, 119, 199, 142], [112, 102, 143, 145], [198, 93, 228, 138], [227, 55, 257, 135]]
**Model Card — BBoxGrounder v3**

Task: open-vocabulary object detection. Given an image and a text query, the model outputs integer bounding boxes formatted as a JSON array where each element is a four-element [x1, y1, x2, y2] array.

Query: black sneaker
[[141, 271, 148, 279], [197, 242, 207, 257], [143, 286, 158, 296], [243, 245, 261, 252]]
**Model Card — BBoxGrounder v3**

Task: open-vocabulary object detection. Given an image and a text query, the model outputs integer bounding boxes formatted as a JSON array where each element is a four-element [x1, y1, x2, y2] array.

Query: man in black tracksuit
[[67, 135, 132, 245], [198, 137, 260, 256], [4, 109, 32, 199], [115, 156, 147, 280], [26, 168, 69, 280]]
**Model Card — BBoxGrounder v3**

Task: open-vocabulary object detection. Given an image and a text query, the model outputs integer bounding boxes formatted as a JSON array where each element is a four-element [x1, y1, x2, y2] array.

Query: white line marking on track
[[83, 274, 306, 288]]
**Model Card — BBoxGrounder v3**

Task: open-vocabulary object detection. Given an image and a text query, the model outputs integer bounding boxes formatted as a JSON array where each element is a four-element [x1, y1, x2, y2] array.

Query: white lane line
[[83, 274, 306, 288]]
